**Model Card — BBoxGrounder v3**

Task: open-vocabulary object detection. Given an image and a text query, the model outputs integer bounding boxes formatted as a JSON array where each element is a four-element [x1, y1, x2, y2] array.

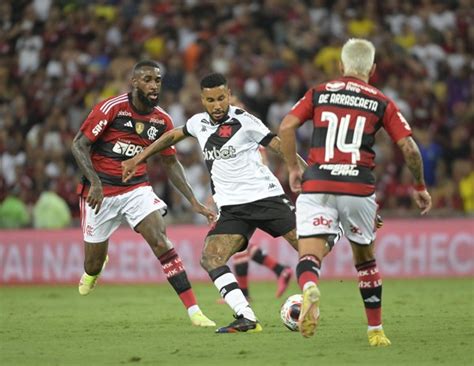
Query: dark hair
[[133, 60, 160, 75], [200, 73, 227, 89]]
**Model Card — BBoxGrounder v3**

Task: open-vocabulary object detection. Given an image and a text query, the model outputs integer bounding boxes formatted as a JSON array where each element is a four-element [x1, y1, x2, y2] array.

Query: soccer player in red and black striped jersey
[[280, 39, 432, 345], [71, 60, 216, 327]]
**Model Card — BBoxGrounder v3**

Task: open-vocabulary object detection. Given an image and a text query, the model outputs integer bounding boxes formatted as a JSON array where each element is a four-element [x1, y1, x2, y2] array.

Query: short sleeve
[[80, 104, 112, 142], [382, 100, 412, 142], [244, 113, 272, 143], [183, 117, 196, 137], [259, 133, 276, 146], [288, 89, 314, 125], [159, 113, 177, 156]]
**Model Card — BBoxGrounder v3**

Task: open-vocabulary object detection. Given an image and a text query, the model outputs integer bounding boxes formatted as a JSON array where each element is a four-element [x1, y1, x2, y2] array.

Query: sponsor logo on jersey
[[325, 81, 345, 91], [112, 141, 144, 157], [203, 146, 236, 161], [147, 126, 159, 140], [218, 125, 232, 138], [92, 119, 108, 136], [149, 117, 165, 124], [345, 81, 377, 95], [124, 120, 133, 128], [135, 122, 145, 134], [319, 164, 360, 176], [118, 110, 132, 117]]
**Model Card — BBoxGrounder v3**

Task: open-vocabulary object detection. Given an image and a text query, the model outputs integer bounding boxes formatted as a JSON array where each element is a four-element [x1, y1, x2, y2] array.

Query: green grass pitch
[[1, 278, 473, 366]]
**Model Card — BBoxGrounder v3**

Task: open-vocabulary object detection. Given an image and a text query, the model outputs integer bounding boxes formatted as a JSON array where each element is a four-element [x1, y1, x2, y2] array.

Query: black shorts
[[207, 195, 296, 248]]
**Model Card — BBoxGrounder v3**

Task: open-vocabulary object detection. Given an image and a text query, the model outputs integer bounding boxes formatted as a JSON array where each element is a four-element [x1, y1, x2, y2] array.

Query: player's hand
[[413, 190, 432, 215], [87, 182, 104, 214], [375, 214, 384, 230], [288, 167, 303, 194], [122, 158, 138, 183], [191, 201, 217, 224]]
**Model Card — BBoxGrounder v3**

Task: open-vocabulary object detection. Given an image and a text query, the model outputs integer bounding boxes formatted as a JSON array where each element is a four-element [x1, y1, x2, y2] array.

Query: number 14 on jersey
[[322, 111, 366, 164]]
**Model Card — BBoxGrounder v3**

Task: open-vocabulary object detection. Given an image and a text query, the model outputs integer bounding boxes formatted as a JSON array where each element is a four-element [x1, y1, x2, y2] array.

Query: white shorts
[[79, 186, 167, 243], [296, 193, 378, 245]]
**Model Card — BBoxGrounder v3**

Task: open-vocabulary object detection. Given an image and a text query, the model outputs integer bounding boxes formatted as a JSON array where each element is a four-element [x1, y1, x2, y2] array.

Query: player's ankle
[[238, 306, 257, 322], [368, 324, 383, 331], [187, 304, 200, 317]]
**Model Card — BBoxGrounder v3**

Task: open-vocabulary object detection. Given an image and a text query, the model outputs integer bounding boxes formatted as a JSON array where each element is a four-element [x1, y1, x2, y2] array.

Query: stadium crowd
[[0, 0, 472, 228]]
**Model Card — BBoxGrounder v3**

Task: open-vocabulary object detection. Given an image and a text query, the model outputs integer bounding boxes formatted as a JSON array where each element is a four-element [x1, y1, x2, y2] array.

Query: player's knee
[[200, 253, 212, 272], [200, 251, 223, 272]]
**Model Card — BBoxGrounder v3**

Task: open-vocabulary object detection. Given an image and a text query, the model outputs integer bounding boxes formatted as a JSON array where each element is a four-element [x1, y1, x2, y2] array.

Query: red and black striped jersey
[[77, 93, 176, 197], [289, 76, 412, 196]]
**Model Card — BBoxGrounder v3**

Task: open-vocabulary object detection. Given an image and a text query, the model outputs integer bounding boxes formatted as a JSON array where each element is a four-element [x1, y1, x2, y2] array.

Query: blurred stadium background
[[0, 0, 472, 274], [0, 0, 472, 228], [0, 0, 473, 287], [1, 0, 472, 277], [0, 1, 472, 365]]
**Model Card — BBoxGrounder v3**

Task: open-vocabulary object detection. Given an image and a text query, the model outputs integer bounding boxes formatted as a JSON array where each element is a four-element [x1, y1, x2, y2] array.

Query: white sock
[[303, 281, 317, 291], [368, 324, 383, 331], [237, 306, 257, 322], [214, 272, 255, 320], [187, 304, 200, 317]]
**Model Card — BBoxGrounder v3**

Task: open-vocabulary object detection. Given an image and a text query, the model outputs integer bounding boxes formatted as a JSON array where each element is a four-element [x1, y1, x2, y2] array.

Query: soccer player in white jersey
[[122, 73, 339, 333]]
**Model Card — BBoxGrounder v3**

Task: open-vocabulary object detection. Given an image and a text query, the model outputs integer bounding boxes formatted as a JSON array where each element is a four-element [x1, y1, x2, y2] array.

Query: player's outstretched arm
[[122, 127, 187, 183], [279, 114, 303, 193], [71, 131, 103, 214], [397, 136, 432, 215], [160, 154, 216, 223]]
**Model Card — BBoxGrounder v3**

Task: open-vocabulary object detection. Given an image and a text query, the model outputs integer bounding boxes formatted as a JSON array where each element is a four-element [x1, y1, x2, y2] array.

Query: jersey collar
[[208, 106, 234, 125]]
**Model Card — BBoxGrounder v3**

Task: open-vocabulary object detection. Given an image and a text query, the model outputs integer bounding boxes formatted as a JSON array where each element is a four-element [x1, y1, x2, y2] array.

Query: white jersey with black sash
[[183, 105, 284, 208]]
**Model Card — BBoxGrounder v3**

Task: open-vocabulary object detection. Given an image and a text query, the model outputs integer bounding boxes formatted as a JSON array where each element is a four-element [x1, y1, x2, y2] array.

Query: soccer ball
[[280, 294, 302, 331]]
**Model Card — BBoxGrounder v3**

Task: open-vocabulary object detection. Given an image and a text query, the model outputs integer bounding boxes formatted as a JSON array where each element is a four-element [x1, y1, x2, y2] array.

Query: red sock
[[251, 246, 285, 276], [296, 255, 321, 290], [356, 260, 382, 326], [262, 256, 278, 270], [159, 248, 197, 309]]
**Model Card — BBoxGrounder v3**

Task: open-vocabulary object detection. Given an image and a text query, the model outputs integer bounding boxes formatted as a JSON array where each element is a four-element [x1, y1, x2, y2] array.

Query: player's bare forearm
[[397, 136, 426, 186], [267, 136, 307, 170], [278, 115, 301, 170], [161, 154, 198, 205], [71, 132, 101, 185], [135, 127, 187, 164]]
